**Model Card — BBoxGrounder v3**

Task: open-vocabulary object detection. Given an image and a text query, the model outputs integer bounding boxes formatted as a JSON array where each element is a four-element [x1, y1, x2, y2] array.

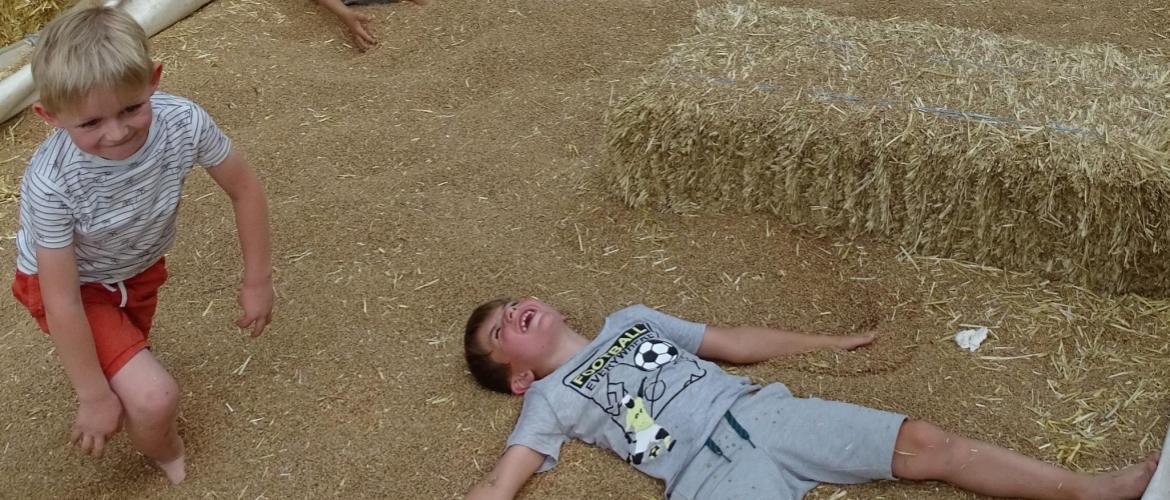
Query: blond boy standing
[[10, 4, 273, 483]]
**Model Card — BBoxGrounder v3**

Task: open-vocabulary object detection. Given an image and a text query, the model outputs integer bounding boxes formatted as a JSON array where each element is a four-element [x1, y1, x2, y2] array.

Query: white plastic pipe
[[1144, 425, 1170, 500], [0, 41, 33, 71], [127, 0, 215, 42], [0, 65, 34, 124], [0, 0, 214, 124]]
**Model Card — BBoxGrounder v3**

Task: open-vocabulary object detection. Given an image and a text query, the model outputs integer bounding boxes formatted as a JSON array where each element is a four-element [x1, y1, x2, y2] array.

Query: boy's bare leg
[[109, 350, 186, 484], [891, 420, 1157, 500]]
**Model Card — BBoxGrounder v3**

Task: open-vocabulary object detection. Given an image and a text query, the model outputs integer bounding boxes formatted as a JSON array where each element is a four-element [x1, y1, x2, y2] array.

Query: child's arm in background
[[697, 324, 874, 364], [315, 0, 377, 51], [206, 150, 273, 337], [467, 445, 544, 500], [36, 245, 123, 458]]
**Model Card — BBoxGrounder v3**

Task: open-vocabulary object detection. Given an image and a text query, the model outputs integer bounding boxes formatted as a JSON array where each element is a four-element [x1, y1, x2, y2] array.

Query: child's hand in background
[[340, 9, 376, 51]]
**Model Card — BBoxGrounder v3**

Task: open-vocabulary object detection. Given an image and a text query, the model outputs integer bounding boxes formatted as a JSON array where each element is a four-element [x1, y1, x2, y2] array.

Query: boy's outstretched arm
[[36, 245, 123, 458], [206, 150, 273, 337], [467, 445, 544, 500], [697, 324, 874, 364]]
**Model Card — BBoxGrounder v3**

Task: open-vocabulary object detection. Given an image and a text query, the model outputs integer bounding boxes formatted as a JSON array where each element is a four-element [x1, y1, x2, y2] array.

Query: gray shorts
[[669, 384, 906, 500]]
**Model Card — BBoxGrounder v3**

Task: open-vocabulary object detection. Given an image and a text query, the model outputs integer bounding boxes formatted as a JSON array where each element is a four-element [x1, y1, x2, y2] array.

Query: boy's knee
[[122, 378, 180, 422], [891, 419, 959, 480]]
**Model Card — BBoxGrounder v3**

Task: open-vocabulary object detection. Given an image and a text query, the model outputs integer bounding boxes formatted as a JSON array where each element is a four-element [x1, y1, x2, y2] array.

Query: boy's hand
[[72, 390, 123, 458], [236, 278, 274, 337], [342, 11, 377, 51], [835, 332, 876, 351]]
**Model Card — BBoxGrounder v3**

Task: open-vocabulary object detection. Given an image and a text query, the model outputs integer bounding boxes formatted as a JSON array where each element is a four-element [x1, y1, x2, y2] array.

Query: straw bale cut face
[[606, 1, 1170, 295]]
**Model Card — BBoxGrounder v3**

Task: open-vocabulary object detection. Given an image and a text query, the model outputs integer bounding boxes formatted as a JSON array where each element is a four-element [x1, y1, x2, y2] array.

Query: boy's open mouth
[[521, 310, 535, 332]]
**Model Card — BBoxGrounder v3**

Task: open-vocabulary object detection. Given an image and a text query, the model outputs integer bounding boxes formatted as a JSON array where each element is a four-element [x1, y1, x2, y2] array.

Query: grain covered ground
[[0, 0, 1167, 499]]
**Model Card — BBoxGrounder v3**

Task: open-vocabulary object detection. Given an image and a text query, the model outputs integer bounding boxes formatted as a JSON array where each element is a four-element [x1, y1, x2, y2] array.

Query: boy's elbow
[[700, 328, 751, 363], [219, 170, 265, 205], [228, 182, 265, 205]]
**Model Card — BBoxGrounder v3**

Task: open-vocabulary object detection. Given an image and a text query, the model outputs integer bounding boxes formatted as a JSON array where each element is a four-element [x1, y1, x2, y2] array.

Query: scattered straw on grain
[[0, 118, 20, 204], [0, 181, 16, 204], [898, 252, 1169, 467]]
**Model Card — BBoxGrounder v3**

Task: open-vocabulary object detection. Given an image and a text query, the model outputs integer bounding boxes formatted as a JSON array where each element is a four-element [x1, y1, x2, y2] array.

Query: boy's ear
[[148, 63, 163, 92], [510, 370, 535, 395], [31, 103, 60, 128]]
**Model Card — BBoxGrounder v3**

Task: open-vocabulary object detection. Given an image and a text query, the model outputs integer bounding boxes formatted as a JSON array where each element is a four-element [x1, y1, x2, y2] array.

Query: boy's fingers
[[351, 32, 372, 51], [92, 435, 106, 458], [237, 314, 259, 335], [69, 427, 82, 446], [357, 28, 376, 46], [78, 434, 93, 455], [252, 319, 267, 337], [253, 312, 274, 337], [235, 312, 269, 336], [346, 15, 376, 49]]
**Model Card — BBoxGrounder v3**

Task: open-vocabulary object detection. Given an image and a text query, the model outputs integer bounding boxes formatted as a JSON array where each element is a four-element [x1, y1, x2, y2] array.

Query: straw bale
[[0, 0, 74, 48], [606, 2, 1170, 296]]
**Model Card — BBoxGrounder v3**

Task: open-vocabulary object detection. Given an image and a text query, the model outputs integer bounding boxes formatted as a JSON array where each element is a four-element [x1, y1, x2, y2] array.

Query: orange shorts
[[12, 258, 168, 379]]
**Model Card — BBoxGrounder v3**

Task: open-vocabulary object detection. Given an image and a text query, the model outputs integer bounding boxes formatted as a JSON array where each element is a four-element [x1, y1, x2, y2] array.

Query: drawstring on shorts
[[723, 412, 757, 448], [703, 410, 756, 463], [704, 437, 731, 463], [101, 281, 128, 308]]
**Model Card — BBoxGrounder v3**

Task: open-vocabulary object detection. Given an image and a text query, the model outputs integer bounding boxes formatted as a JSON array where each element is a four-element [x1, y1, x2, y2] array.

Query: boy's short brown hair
[[32, 4, 153, 114], [464, 298, 513, 394]]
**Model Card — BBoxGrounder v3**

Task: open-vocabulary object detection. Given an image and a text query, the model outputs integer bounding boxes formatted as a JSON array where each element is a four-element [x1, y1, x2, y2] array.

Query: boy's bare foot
[[157, 454, 187, 484], [1079, 454, 1158, 500]]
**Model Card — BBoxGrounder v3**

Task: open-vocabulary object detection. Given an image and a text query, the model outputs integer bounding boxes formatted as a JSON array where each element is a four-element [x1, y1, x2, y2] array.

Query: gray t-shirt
[[505, 305, 757, 493]]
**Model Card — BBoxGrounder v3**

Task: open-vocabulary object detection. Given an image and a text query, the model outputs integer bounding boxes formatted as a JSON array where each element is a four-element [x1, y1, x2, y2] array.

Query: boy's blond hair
[[32, 4, 153, 114]]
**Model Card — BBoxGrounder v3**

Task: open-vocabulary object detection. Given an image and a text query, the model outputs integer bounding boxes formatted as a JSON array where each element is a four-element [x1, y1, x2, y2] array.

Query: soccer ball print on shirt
[[562, 323, 707, 465]]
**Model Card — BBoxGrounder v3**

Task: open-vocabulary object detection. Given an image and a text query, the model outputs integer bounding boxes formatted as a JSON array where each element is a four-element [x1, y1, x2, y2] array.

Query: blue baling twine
[[697, 75, 1101, 138], [683, 31, 1099, 136]]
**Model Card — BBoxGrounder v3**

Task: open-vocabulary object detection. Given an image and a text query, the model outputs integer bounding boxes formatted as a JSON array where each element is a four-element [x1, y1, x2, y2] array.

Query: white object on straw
[[954, 327, 988, 352]]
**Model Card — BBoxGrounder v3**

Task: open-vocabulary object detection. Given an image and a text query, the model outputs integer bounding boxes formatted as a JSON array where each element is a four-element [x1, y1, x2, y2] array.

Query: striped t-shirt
[[16, 92, 232, 283]]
